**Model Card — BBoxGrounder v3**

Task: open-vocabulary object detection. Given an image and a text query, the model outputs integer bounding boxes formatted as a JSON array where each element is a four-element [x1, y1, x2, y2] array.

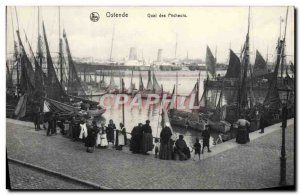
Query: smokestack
[[129, 47, 137, 60], [157, 49, 163, 62]]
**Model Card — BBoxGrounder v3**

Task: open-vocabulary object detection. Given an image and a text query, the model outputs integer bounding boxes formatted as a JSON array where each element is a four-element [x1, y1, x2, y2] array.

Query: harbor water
[[86, 70, 268, 148]]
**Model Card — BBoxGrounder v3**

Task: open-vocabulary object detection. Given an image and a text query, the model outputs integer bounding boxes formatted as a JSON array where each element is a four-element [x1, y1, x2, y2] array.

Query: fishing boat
[[106, 72, 120, 94], [168, 80, 208, 132], [205, 49, 241, 89], [261, 7, 294, 125], [138, 70, 172, 99], [126, 70, 138, 96], [12, 7, 105, 120]]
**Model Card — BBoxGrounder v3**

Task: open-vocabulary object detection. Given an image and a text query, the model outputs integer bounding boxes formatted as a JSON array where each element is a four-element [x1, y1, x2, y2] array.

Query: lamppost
[[278, 85, 291, 186]]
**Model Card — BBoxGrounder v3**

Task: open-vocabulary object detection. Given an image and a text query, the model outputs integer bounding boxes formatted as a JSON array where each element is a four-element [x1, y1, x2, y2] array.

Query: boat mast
[[121, 78, 125, 125], [14, 7, 20, 97], [10, 8, 18, 95], [281, 7, 289, 81], [266, 46, 269, 65], [58, 7, 63, 86], [174, 33, 178, 59], [37, 7, 42, 67], [109, 24, 115, 61], [215, 46, 217, 65], [175, 71, 178, 109], [239, 7, 250, 114]]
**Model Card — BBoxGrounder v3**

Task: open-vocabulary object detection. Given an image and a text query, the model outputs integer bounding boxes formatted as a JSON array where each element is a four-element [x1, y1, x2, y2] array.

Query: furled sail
[[192, 81, 199, 112], [253, 50, 268, 77], [152, 72, 162, 92], [224, 50, 241, 78], [14, 94, 28, 119], [108, 74, 118, 90], [263, 40, 283, 110], [239, 28, 250, 111], [127, 70, 134, 93], [16, 30, 35, 94], [146, 70, 153, 90], [24, 32, 45, 101], [199, 79, 208, 108], [139, 72, 144, 91], [206, 46, 216, 78], [99, 74, 107, 89], [63, 30, 86, 96], [42, 22, 67, 101], [44, 97, 80, 115]]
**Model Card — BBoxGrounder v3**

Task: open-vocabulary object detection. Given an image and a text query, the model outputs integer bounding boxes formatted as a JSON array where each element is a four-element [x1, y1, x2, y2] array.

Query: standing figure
[[154, 138, 160, 158], [255, 109, 261, 131], [202, 125, 212, 153], [51, 113, 58, 135], [115, 123, 126, 150], [32, 100, 41, 131], [79, 118, 88, 140], [106, 119, 116, 144], [140, 120, 153, 155], [46, 112, 54, 136], [260, 113, 267, 134], [85, 120, 98, 153], [236, 116, 250, 144], [100, 128, 109, 148], [97, 122, 108, 148], [193, 138, 201, 161], [130, 123, 143, 153], [159, 123, 173, 160], [68, 116, 76, 140]]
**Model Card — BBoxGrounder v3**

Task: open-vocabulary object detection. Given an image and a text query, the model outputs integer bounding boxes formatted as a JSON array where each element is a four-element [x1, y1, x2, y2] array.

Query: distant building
[[129, 47, 137, 60], [157, 49, 163, 62]]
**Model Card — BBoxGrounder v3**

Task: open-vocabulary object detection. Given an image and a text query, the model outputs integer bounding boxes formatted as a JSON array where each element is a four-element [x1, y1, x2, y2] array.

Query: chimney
[[129, 47, 137, 60], [157, 49, 163, 62]]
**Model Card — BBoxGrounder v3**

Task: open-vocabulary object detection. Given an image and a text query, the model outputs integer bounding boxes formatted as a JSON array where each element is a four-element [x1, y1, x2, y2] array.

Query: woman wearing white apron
[[79, 119, 88, 140], [96, 122, 105, 147], [115, 123, 126, 150], [99, 122, 108, 148]]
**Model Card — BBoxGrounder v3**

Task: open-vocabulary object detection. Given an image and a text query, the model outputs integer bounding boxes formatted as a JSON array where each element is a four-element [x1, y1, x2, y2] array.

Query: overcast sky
[[6, 6, 294, 64]]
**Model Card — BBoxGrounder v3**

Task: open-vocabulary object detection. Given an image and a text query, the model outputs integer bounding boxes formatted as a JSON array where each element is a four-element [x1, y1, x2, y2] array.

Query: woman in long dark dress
[[159, 124, 173, 160], [130, 123, 143, 153], [236, 118, 250, 144], [140, 120, 153, 154], [107, 119, 116, 144], [85, 121, 98, 153]]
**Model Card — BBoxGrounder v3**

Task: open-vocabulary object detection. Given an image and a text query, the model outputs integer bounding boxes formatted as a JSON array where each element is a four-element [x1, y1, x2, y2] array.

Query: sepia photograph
[[5, 6, 295, 190]]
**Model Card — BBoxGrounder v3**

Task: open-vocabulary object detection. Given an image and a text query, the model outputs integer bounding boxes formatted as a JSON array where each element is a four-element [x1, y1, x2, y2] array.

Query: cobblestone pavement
[[6, 119, 295, 189], [8, 161, 93, 189]]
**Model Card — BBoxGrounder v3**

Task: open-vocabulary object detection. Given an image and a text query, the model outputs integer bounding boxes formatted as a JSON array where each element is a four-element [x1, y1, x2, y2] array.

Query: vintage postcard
[[6, 6, 295, 190]]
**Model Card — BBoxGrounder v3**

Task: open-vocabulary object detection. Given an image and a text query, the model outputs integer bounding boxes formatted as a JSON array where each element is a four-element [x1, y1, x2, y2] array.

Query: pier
[[7, 118, 294, 189]]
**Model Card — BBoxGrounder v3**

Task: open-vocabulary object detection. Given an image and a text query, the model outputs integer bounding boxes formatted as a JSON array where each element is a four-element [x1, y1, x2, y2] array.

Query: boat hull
[[87, 108, 106, 117]]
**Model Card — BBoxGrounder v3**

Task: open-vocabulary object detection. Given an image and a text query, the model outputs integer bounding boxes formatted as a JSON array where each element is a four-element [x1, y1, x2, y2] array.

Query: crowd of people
[[130, 122, 212, 161], [34, 112, 214, 161], [33, 110, 271, 162]]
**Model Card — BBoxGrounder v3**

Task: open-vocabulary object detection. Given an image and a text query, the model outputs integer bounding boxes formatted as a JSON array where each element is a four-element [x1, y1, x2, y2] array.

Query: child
[[154, 138, 160, 158], [193, 138, 201, 161], [100, 129, 109, 148]]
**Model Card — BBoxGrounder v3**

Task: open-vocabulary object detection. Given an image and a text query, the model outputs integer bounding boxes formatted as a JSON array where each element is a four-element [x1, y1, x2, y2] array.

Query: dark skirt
[[159, 140, 173, 160], [107, 129, 114, 143], [130, 134, 142, 153], [236, 126, 248, 144], [140, 133, 153, 153], [85, 135, 96, 147]]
